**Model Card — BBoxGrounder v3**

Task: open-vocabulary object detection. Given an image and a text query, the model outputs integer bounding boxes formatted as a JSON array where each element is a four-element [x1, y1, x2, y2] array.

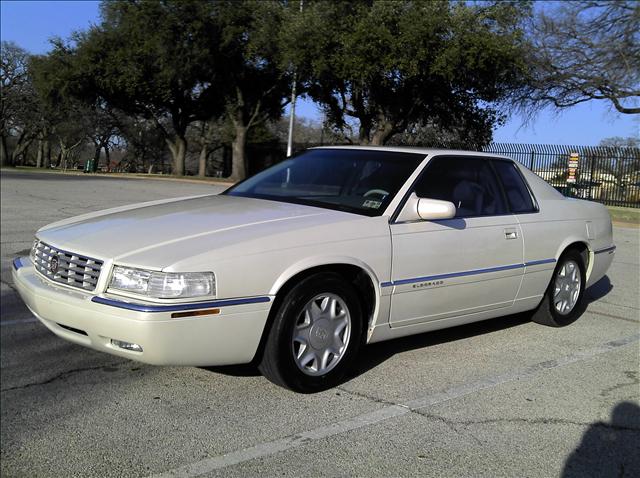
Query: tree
[[282, 0, 530, 145], [215, 0, 293, 181], [598, 136, 640, 149], [74, 0, 225, 175], [188, 118, 229, 177], [115, 115, 167, 174], [1, 42, 38, 166], [524, 1, 640, 115], [30, 45, 98, 170]]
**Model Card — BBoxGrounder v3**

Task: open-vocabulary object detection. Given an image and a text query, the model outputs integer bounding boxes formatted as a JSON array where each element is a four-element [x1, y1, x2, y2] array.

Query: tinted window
[[492, 160, 537, 213], [226, 149, 423, 216], [414, 157, 507, 217]]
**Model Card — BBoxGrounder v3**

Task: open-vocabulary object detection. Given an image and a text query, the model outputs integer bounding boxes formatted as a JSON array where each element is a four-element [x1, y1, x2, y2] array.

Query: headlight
[[109, 266, 215, 299]]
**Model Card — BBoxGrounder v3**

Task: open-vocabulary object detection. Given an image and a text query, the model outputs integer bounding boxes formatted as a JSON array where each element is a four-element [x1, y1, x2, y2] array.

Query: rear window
[[491, 160, 537, 213]]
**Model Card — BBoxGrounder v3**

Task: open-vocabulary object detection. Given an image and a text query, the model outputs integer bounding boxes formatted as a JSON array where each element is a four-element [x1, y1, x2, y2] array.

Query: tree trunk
[[104, 144, 110, 172], [358, 119, 373, 145], [198, 144, 208, 177], [36, 139, 44, 168], [229, 125, 247, 182], [370, 120, 395, 146], [11, 134, 33, 166], [43, 140, 51, 168], [1, 135, 9, 167], [92, 144, 101, 172], [166, 135, 187, 176]]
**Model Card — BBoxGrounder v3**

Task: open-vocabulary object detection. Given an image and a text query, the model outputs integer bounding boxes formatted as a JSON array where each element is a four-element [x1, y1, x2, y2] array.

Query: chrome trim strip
[[91, 296, 271, 313], [12, 257, 24, 271], [594, 245, 616, 255], [392, 263, 524, 286], [524, 258, 557, 266], [381, 258, 556, 287]]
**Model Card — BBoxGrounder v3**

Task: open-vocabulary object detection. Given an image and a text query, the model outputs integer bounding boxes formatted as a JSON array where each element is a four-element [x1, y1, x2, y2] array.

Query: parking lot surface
[[1, 169, 639, 477]]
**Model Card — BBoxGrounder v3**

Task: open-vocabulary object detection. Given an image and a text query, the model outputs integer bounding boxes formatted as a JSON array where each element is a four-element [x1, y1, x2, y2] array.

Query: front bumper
[[12, 258, 273, 366]]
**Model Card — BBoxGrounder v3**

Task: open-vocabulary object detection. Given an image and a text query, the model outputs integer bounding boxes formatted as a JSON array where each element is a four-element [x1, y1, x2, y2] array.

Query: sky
[[2, 0, 638, 146]]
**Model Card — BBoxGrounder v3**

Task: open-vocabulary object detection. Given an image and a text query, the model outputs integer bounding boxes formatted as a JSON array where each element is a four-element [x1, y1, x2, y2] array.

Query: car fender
[[552, 233, 593, 278], [269, 255, 384, 326]]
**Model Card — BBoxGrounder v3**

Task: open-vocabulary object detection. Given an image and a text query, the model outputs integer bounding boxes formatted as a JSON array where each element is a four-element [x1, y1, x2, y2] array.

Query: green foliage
[[79, 0, 224, 133], [216, 0, 291, 124], [281, 0, 531, 145]]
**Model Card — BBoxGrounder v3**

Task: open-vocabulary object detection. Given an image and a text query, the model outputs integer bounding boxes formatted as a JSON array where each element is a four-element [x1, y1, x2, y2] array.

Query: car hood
[[36, 194, 338, 262]]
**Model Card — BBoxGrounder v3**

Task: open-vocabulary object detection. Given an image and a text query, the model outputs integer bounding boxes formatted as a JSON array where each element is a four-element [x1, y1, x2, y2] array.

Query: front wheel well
[[252, 264, 376, 364]]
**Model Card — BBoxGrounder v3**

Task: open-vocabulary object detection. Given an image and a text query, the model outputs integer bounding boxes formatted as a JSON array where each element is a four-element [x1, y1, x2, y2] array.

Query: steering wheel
[[363, 189, 390, 200]]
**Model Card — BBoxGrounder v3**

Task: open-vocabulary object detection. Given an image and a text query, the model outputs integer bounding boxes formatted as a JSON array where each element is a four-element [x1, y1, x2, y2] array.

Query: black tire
[[531, 249, 587, 327], [258, 272, 364, 393]]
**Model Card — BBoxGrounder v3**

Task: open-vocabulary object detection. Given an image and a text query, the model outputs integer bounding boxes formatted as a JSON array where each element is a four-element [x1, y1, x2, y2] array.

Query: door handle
[[504, 229, 518, 240]]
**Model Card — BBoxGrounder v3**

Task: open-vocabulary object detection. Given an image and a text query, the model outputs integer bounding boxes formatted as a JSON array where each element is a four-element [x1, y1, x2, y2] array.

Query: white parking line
[[0, 318, 39, 327], [150, 333, 640, 478]]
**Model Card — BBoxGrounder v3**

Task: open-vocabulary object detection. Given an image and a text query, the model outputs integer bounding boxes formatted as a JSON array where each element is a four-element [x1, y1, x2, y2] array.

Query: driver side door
[[388, 156, 524, 327]]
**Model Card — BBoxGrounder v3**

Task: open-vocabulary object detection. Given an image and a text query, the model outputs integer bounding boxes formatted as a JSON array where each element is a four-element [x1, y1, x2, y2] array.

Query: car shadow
[[561, 401, 640, 477], [584, 275, 613, 304], [349, 311, 532, 379], [203, 311, 532, 379], [203, 276, 614, 383]]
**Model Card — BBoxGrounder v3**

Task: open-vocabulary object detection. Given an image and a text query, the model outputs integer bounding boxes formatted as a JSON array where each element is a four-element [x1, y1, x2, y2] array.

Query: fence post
[[529, 150, 535, 170], [589, 154, 596, 200]]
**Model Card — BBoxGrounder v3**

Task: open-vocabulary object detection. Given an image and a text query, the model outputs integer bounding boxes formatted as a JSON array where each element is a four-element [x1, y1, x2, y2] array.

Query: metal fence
[[226, 141, 640, 208], [482, 143, 640, 208]]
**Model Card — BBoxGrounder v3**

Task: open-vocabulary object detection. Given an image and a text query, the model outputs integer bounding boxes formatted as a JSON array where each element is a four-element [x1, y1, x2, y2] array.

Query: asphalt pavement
[[1, 169, 639, 478]]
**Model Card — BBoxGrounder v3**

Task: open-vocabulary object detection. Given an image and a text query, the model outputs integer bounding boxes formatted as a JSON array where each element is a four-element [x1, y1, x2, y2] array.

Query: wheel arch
[[555, 238, 592, 280], [252, 258, 382, 364]]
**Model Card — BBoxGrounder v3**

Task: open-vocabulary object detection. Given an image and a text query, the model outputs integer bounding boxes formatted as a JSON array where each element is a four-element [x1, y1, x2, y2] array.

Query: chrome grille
[[32, 241, 103, 291]]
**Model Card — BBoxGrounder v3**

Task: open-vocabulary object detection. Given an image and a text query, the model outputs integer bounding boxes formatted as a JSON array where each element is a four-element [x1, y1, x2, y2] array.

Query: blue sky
[[2, 0, 637, 146]]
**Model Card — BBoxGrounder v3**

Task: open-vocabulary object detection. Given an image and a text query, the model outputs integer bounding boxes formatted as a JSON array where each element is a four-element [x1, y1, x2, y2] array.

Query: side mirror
[[417, 197, 456, 220], [396, 193, 456, 222]]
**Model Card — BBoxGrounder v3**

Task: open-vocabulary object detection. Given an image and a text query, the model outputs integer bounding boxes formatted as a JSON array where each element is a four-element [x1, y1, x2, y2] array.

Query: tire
[[258, 272, 364, 393], [531, 249, 587, 327]]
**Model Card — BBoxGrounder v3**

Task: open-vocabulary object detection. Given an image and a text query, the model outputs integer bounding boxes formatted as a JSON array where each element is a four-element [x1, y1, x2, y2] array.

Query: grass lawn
[[607, 206, 640, 226]]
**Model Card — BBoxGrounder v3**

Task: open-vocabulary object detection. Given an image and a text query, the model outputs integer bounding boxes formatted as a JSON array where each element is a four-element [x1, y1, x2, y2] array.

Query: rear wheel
[[259, 273, 363, 392], [531, 250, 586, 327]]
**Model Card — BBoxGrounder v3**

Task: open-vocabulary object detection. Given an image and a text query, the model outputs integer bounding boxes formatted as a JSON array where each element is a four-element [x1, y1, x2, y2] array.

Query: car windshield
[[224, 149, 425, 216]]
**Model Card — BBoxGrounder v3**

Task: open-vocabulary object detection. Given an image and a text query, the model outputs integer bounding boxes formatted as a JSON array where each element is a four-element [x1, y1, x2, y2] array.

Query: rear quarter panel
[[516, 166, 614, 304]]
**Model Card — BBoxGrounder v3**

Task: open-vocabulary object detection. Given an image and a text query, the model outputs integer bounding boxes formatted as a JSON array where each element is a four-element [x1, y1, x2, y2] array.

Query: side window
[[414, 157, 507, 217], [491, 160, 537, 213]]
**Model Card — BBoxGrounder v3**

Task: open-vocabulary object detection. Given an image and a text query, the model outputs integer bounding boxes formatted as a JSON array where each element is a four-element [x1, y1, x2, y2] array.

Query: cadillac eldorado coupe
[[12, 147, 615, 392]]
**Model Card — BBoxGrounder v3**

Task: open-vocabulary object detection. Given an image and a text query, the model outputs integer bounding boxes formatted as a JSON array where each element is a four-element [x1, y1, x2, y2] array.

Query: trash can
[[84, 159, 95, 173]]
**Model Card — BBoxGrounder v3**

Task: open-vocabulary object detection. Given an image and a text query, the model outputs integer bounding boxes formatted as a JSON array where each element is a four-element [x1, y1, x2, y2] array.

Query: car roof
[[310, 145, 512, 160]]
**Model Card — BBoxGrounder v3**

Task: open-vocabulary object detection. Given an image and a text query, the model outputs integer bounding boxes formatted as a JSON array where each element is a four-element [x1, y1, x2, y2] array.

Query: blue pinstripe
[[381, 258, 556, 287]]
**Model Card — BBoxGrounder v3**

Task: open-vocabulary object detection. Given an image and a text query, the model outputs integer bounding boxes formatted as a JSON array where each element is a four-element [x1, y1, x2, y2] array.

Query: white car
[[12, 147, 615, 392]]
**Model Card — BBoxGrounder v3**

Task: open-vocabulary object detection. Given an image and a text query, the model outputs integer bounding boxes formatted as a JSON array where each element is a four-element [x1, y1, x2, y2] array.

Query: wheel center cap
[[309, 319, 331, 349]]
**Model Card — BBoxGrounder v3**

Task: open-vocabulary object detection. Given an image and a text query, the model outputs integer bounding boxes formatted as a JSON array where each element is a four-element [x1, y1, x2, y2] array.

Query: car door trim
[[381, 258, 556, 287]]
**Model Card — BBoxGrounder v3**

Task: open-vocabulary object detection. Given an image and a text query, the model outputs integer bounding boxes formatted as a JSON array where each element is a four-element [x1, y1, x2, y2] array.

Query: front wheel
[[531, 250, 586, 327], [258, 273, 363, 393]]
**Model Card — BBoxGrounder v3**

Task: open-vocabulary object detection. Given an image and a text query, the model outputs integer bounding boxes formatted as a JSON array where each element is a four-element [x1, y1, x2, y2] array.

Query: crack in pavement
[[412, 410, 640, 433], [335, 386, 402, 408], [144, 334, 638, 478], [600, 370, 639, 397], [592, 300, 640, 311], [0, 360, 129, 393], [590, 310, 640, 324]]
